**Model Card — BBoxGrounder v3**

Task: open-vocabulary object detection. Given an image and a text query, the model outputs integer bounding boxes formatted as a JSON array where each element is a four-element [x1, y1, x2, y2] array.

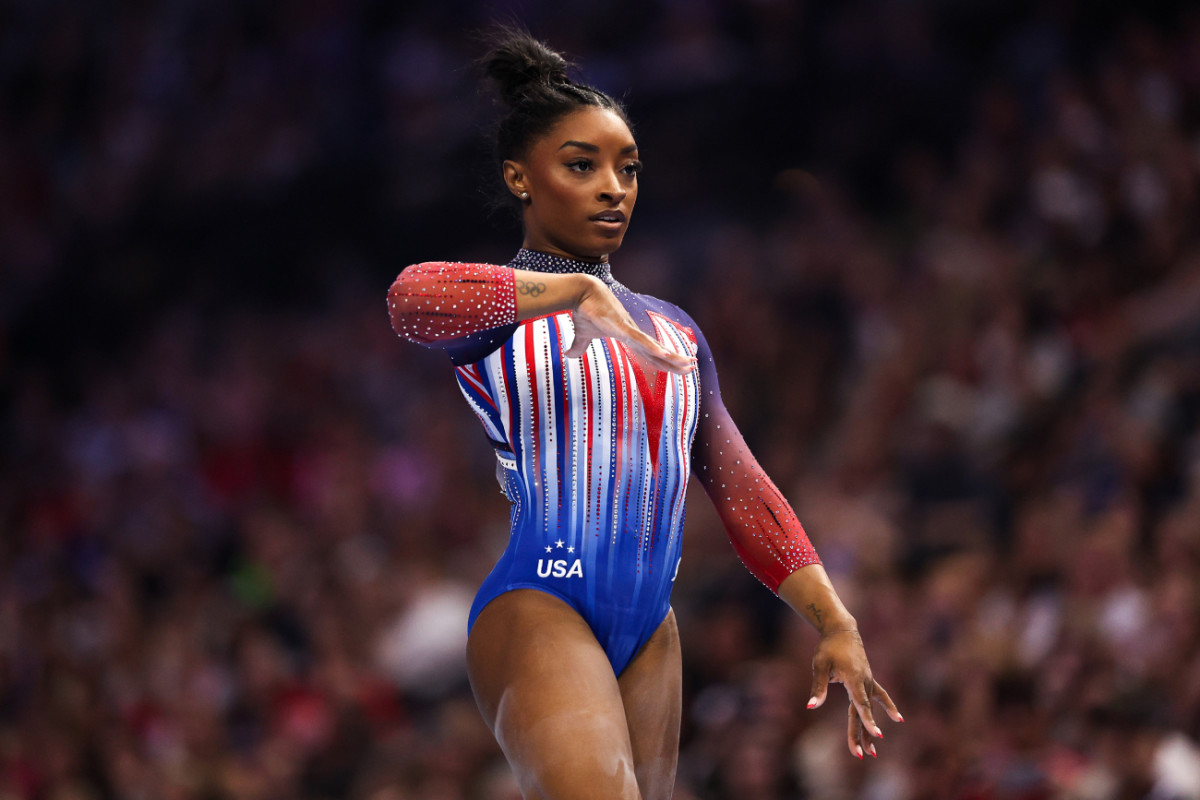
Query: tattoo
[[515, 278, 546, 297], [806, 602, 822, 626]]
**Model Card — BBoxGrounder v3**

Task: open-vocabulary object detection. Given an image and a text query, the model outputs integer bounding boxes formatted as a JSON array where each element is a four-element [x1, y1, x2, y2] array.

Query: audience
[[3, 2, 1200, 797]]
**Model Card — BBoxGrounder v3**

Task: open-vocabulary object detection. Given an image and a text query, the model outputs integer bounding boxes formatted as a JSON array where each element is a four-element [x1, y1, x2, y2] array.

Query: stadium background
[[4, 1, 1200, 797]]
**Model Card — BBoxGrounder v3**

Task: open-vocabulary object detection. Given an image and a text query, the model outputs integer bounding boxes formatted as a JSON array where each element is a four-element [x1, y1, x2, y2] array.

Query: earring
[[520, 191, 528, 199]]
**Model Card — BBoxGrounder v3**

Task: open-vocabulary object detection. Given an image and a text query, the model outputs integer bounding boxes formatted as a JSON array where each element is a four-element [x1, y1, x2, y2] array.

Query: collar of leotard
[[509, 248, 615, 286]]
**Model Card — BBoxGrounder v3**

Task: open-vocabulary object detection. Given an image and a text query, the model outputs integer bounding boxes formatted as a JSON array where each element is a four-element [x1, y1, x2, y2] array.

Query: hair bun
[[484, 30, 571, 107]]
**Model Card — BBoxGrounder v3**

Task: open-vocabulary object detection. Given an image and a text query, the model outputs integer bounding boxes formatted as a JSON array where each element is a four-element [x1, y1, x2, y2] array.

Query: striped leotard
[[388, 249, 819, 674]]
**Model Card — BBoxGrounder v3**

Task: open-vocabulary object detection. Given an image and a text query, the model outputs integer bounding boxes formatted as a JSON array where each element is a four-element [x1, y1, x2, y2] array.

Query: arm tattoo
[[806, 603, 823, 626], [515, 278, 546, 297]]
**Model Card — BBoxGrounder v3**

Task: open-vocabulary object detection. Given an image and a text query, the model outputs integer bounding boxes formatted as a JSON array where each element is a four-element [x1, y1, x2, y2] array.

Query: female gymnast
[[387, 30, 901, 800]]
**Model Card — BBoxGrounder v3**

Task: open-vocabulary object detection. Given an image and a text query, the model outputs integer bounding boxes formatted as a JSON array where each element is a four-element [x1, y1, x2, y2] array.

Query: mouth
[[589, 210, 627, 228]]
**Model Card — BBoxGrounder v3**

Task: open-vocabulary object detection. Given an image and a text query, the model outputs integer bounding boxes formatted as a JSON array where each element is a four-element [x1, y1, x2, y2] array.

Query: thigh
[[618, 610, 682, 800], [467, 590, 642, 800]]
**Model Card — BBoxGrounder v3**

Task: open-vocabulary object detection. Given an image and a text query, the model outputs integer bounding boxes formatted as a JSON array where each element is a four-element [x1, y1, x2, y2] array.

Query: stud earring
[[520, 191, 528, 199]]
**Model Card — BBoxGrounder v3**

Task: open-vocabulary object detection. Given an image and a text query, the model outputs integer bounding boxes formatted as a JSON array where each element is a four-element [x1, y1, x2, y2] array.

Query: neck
[[510, 248, 616, 286], [520, 241, 609, 264]]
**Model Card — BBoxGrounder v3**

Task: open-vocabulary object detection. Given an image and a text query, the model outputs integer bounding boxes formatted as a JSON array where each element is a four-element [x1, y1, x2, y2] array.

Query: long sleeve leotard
[[388, 249, 819, 674]]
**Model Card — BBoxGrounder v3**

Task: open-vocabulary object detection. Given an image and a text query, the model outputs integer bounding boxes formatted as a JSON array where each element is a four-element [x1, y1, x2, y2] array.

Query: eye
[[622, 160, 643, 176], [565, 159, 593, 173]]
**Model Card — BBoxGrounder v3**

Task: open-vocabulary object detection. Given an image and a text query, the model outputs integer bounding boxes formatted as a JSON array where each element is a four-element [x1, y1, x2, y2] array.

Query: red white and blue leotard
[[388, 249, 819, 674]]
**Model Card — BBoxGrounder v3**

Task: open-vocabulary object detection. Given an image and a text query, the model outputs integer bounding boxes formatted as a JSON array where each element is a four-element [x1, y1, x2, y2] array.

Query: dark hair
[[482, 28, 630, 164]]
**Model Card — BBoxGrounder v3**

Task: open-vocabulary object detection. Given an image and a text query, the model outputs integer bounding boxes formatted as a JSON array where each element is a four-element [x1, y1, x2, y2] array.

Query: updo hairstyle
[[482, 29, 631, 165]]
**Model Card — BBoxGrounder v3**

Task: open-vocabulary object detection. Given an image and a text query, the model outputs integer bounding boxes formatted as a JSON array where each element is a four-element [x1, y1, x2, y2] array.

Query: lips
[[590, 210, 626, 224]]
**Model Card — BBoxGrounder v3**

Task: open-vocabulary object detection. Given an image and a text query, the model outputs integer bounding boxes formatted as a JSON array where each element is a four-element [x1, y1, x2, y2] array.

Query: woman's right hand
[[565, 275, 696, 375]]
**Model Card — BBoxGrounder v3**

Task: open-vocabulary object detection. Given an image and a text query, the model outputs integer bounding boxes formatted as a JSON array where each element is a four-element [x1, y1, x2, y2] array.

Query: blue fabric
[[453, 250, 703, 674]]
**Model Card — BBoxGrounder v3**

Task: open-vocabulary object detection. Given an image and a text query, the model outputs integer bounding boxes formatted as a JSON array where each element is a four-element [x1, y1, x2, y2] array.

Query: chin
[[592, 233, 627, 255]]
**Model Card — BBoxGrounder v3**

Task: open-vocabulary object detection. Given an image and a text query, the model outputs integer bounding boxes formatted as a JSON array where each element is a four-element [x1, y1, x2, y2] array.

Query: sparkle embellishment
[[508, 248, 618, 286], [388, 246, 821, 673], [387, 261, 518, 344]]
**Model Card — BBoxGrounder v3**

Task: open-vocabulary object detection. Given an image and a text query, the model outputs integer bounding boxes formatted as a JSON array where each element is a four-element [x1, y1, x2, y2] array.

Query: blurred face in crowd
[[503, 107, 640, 262]]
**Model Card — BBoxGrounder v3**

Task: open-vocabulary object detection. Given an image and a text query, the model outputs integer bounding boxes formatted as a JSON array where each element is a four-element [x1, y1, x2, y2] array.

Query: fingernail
[[869, 744, 877, 758], [855, 746, 863, 760], [807, 696, 819, 709], [897, 714, 905, 723], [874, 727, 884, 739]]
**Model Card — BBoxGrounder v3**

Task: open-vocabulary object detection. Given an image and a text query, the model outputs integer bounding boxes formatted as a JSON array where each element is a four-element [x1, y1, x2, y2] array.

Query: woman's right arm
[[387, 262, 693, 373]]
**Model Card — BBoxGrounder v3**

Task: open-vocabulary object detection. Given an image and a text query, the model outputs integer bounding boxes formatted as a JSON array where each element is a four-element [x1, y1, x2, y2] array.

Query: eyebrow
[[558, 140, 638, 154]]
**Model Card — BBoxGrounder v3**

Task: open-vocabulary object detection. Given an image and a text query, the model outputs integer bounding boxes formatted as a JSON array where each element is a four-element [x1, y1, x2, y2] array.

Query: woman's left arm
[[684, 311, 902, 758], [776, 564, 902, 759]]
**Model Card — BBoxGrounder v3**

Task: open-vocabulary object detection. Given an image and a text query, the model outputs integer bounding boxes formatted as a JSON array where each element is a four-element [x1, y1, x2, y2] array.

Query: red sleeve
[[686, 314, 820, 592], [387, 262, 518, 346]]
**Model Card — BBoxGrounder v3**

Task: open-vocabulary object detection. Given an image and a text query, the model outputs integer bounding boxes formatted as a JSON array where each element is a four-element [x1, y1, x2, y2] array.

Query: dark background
[[4, 1, 1200, 798]]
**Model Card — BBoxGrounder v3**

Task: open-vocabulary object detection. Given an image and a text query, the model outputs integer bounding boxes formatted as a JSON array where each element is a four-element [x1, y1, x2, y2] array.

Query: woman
[[388, 31, 901, 800]]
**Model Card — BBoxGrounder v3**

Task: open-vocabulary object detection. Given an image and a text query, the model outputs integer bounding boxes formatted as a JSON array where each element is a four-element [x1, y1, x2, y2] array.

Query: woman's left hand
[[807, 629, 902, 759]]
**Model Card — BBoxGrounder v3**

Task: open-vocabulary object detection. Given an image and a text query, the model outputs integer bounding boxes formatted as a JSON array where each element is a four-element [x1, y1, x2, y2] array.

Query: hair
[[481, 28, 630, 165]]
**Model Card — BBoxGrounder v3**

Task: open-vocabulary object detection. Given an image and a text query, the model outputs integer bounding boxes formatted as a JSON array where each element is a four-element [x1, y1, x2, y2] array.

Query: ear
[[502, 160, 528, 199]]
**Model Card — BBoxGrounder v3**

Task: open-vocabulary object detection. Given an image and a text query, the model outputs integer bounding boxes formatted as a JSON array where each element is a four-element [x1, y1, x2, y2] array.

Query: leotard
[[388, 249, 819, 674]]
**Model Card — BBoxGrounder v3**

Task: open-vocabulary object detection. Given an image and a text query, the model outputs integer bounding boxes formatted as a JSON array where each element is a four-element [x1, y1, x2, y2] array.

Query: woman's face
[[504, 106, 640, 262]]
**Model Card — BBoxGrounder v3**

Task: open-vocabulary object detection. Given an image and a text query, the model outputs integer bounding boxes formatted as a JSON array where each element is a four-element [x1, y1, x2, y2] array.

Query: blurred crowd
[[5, 1, 1200, 798]]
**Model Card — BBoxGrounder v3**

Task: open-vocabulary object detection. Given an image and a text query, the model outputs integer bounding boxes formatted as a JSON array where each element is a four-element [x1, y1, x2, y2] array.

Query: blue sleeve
[[671, 305, 822, 592]]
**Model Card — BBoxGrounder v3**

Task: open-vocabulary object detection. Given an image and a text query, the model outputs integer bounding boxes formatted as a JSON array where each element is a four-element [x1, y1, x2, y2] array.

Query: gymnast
[[387, 29, 901, 800]]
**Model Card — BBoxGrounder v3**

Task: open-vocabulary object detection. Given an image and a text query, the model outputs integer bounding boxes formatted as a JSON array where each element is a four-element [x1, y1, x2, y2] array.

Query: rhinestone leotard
[[388, 249, 820, 674]]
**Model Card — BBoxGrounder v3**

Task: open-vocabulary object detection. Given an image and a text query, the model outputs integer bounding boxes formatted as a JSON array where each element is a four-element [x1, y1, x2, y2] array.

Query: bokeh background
[[5, 1, 1200, 798]]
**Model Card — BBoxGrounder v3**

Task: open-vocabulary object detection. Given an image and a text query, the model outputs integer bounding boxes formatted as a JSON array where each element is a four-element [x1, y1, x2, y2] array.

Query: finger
[[630, 338, 695, 375], [643, 352, 696, 375], [662, 353, 698, 373], [563, 332, 592, 358], [808, 656, 831, 710], [851, 701, 877, 758], [846, 703, 864, 760], [872, 681, 904, 723], [850, 681, 883, 740]]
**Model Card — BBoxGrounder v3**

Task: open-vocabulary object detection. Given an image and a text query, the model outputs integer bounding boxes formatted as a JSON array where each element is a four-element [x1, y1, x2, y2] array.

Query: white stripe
[[455, 366, 506, 444], [561, 315, 584, 548], [591, 339, 614, 542], [532, 318, 559, 534], [511, 321, 535, 484], [650, 314, 700, 541], [487, 349, 513, 447]]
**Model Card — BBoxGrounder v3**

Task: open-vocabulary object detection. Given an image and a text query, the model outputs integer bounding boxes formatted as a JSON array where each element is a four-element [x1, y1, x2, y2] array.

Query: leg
[[618, 611, 682, 800], [467, 590, 643, 800]]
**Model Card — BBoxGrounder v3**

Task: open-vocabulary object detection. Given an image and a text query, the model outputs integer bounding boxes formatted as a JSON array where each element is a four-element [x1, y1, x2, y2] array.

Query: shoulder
[[621, 287, 700, 333], [639, 292, 710, 353]]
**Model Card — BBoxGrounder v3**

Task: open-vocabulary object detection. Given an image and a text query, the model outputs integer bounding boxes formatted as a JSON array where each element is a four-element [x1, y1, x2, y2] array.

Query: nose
[[598, 169, 627, 204]]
